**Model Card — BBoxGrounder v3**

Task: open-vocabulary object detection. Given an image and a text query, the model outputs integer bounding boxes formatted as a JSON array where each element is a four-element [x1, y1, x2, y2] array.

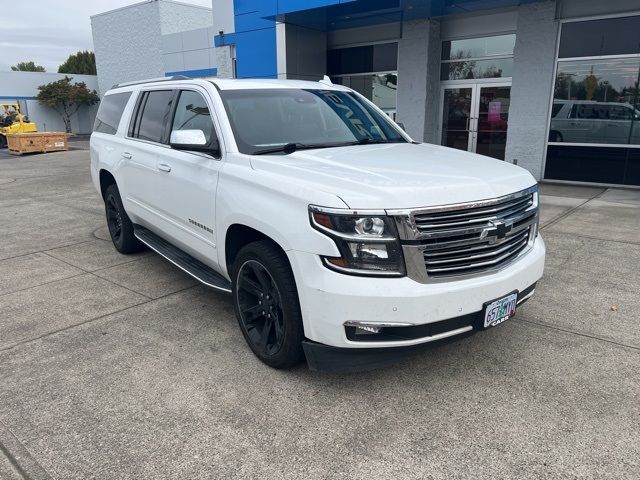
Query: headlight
[[309, 206, 405, 276]]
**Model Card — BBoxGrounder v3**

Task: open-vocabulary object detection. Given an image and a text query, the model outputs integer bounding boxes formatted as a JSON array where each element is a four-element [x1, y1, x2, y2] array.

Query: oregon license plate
[[483, 292, 518, 329]]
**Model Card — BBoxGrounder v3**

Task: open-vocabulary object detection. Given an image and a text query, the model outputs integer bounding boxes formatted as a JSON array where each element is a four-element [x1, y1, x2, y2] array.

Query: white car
[[90, 77, 545, 371], [549, 100, 640, 144]]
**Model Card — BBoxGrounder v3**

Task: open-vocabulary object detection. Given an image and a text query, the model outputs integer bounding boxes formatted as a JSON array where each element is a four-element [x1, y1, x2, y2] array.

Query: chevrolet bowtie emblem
[[491, 220, 513, 239], [481, 220, 513, 242]]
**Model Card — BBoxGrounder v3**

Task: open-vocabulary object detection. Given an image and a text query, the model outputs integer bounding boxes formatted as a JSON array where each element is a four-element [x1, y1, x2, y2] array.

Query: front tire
[[232, 240, 304, 369], [104, 184, 144, 254]]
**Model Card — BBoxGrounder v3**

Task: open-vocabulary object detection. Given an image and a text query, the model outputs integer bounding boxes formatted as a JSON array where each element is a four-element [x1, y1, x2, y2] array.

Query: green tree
[[58, 51, 97, 75], [11, 61, 45, 72], [36, 76, 99, 132]]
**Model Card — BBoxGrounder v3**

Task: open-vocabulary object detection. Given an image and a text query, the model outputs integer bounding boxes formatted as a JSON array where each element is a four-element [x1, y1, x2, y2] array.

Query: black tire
[[0, 135, 6, 149], [232, 240, 304, 369], [104, 184, 144, 254]]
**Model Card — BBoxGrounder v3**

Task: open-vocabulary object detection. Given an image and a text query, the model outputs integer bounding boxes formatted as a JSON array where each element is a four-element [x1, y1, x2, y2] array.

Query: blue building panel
[[215, 0, 547, 78], [235, 27, 278, 78], [165, 68, 218, 78]]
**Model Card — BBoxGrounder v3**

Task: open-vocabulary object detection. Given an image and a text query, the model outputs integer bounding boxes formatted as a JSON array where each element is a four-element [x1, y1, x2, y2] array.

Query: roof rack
[[111, 75, 190, 89]]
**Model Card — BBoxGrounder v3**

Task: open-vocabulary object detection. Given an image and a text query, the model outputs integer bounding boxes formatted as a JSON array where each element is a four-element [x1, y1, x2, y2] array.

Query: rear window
[[94, 92, 132, 135], [130, 90, 174, 143]]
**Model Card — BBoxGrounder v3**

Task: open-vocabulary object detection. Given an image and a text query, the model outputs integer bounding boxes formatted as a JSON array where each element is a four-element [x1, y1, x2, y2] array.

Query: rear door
[[119, 89, 175, 225], [152, 87, 223, 266]]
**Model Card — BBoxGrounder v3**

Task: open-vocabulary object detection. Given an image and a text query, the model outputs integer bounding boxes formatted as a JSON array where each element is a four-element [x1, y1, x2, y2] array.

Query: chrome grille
[[392, 186, 539, 281]]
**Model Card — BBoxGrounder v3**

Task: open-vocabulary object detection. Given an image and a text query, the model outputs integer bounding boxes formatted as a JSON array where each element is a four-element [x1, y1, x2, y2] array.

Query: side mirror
[[169, 129, 219, 155]]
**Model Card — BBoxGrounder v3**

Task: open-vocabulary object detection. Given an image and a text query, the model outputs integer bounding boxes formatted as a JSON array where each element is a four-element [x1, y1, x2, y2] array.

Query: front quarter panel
[[215, 153, 347, 277]]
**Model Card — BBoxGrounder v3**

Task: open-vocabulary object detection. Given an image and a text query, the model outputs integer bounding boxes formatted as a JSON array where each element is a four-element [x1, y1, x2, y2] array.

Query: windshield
[[219, 88, 407, 155]]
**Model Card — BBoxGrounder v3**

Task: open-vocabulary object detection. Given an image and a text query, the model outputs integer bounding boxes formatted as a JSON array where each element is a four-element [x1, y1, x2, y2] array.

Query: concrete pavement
[[0, 149, 638, 479]]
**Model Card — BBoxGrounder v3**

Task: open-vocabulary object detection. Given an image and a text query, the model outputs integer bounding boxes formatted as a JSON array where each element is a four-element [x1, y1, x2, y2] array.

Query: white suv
[[90, 77, 545, 371]]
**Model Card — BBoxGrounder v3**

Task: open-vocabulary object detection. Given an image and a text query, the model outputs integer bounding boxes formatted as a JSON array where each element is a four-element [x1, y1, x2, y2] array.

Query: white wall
[[504, 1, 559, 179], [0, 71, 99, 134], [91, 1, 163, 95], [161, 26, 218, 74], [91, 0, 214, 94]]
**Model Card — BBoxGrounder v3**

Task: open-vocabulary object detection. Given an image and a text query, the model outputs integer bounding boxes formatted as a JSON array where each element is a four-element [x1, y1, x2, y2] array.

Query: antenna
[[319, 75, 333, 86]]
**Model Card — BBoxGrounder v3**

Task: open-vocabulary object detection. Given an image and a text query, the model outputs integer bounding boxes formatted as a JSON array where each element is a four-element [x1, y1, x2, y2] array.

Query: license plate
[[483, 292, 518, 329]]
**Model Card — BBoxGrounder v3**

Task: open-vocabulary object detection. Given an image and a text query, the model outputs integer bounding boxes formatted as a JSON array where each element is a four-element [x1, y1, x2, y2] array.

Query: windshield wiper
[[253, 142, 348, 155], [352, 137, 396, 145], [252, 138, 405, 155]]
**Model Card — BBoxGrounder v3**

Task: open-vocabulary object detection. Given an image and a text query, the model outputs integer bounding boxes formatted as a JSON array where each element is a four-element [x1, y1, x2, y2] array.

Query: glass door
[[441, 83, 511, 160], [475, 85, 511, 160], [441, 87, 474, 151]]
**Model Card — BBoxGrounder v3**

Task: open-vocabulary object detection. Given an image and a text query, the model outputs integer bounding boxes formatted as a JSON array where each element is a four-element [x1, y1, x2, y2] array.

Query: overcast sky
[[1, 0, 212, 72]]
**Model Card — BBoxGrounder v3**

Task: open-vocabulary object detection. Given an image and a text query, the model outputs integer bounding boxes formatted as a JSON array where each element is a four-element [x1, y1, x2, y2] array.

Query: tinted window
[[441, 34, 515, 60], [327, 43, 398, 76], [94, 92, 131, 134], [171, 90, 216, 143], [440, 34, 515, 81], [551, 102, 565, 118], [332, 73, 398, 118], [551, 57, 640, 145], [219, 88, 406, 155], [559, 16, 640, 58], [134, 90, 174, 143]]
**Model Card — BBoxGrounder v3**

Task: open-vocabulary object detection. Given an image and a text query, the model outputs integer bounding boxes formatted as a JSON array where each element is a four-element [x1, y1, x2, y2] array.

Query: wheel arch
[[224, 223, 290, 276], [99, 169, 117, 200]]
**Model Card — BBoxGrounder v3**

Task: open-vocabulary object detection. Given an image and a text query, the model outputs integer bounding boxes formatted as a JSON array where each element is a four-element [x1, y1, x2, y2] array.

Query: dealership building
[[92, 0, 640, 187]]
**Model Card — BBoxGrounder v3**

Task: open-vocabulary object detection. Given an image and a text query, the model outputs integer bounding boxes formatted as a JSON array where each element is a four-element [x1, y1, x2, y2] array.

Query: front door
[[153, 88, 222, 268], [441, 83, 511, 160]]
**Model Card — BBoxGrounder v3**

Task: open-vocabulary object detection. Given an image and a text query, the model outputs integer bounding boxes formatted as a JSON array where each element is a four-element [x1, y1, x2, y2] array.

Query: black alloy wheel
[[103, 184, 144, 254], [106, 193, 123, 244], [232, 241, 304, 369], [236, 259, 285, 357]]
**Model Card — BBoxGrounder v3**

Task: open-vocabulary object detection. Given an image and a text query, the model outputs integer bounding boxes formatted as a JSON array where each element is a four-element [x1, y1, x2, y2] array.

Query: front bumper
[[302, 283, 536, 372], [287, 235, 545, 356]]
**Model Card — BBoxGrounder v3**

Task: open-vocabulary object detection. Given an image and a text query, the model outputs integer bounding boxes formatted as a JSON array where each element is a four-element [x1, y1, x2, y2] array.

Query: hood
[[249, 143, 537, 209]]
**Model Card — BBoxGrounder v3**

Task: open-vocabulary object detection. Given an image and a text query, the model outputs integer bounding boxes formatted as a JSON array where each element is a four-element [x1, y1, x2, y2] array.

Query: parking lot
[[0, 147, 638, 479]]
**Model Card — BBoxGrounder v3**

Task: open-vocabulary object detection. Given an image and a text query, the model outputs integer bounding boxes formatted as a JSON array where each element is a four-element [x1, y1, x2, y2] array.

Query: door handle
[[158, 163, 172, 173], [121, 152, 132, 159]]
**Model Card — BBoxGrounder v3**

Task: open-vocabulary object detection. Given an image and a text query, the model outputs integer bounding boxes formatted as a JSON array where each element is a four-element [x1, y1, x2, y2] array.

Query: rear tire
[[232, 240, 304, 369], [104, 184, 144, 254]]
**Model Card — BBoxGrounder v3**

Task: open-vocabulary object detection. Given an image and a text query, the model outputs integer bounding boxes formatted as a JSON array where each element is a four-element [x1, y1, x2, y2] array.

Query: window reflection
[[550, 58, 640, 145], [441, 58, 513, 80], [441, 34, 515, 81], [332, 73, 398, 119], [442, 34, 516, 60]]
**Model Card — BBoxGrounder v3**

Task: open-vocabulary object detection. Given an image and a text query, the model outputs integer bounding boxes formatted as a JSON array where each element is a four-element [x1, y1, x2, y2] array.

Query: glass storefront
[[441, 34, 515, 81], [440, 35, 514, 160], [328, 43, 398, 118], [545, 15, 640, 186]]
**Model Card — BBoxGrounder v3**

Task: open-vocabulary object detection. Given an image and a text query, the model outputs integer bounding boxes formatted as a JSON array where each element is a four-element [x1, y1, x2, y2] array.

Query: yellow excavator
[[0, 103, 38, 148]]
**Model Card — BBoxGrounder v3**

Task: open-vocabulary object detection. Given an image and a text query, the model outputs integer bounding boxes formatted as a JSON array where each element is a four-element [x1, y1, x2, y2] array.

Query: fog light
[[344, 321, 384, 335], [356, 325, 382, 334]]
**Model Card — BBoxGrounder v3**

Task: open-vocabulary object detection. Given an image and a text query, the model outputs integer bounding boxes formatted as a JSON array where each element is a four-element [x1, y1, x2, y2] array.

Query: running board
[[134, 226, 232, 293]]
